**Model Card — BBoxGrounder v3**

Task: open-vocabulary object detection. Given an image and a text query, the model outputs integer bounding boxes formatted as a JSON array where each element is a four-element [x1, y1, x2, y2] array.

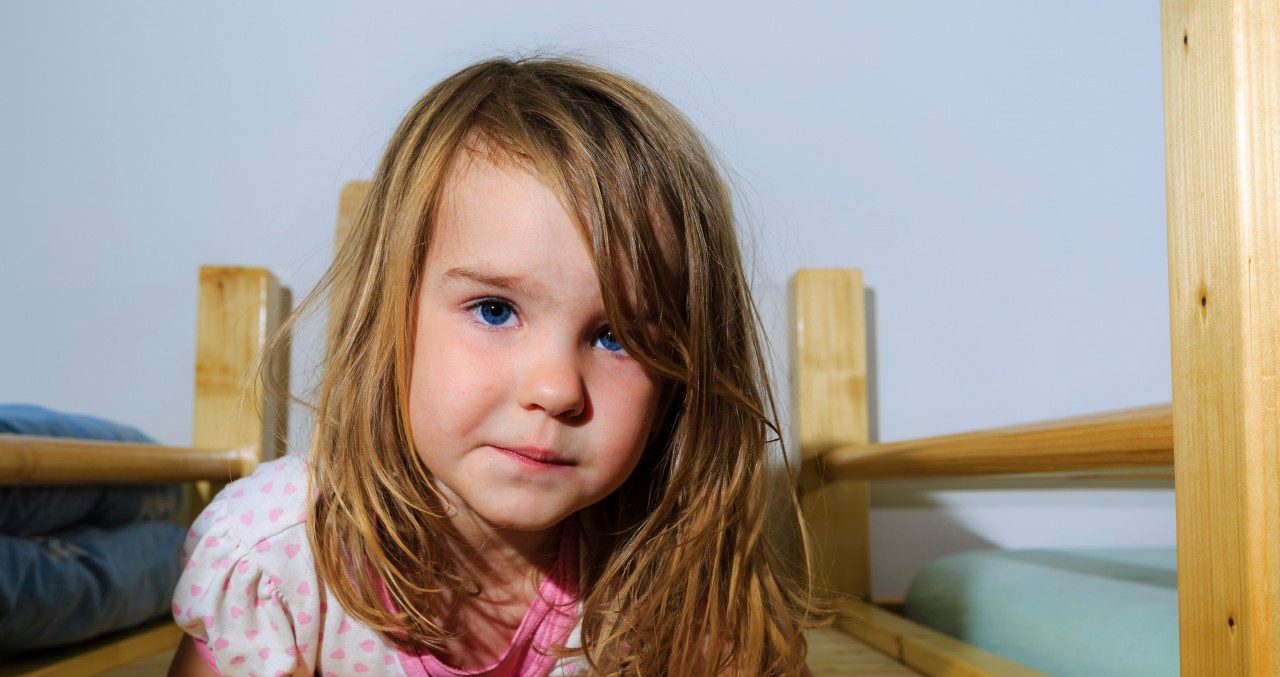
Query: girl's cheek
[[447, 331, 511, 397]]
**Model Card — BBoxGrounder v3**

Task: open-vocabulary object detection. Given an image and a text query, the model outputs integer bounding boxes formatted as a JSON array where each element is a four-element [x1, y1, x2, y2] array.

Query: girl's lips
[[492, 446, 575, 470]]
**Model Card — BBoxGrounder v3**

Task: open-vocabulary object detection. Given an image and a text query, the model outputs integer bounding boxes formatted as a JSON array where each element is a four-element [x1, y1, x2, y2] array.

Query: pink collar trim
[[378, 520, 580, 677]]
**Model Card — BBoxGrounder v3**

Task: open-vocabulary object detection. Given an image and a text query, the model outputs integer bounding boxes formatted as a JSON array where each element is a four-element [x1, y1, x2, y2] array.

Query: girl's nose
[[516, 346, 586, 419]]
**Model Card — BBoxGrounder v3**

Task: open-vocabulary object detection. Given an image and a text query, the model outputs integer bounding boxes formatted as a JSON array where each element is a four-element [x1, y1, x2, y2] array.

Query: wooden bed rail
[[0, 436, 256, 484], [794, 0, 1280, 673], [0, 265, 289, 676], [810, 402, 1173, 482], [0, 266, 285, 493], [835, 598, 1045, 676]]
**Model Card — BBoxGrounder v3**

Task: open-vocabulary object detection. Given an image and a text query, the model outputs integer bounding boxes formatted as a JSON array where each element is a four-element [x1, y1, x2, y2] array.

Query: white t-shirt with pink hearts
[[172, 454, 585, 677]]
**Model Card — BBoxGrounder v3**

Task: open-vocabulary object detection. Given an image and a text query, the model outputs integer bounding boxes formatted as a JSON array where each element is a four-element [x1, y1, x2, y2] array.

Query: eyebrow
[[436, 266, 549, 298]]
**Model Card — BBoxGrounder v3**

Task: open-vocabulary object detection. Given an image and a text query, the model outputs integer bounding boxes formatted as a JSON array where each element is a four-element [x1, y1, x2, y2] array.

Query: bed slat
[[1161, 0, 1280, 672], [818, 403, 1172, 480], [791, 269, 871, 602], [190, 266, 288, 511], [836, 599, 1045, 677], [0, 436, 254, 484]]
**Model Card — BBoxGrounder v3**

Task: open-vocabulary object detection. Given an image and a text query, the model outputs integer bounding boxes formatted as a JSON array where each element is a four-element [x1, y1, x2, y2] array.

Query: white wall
[[0, 1, 1173, 599]]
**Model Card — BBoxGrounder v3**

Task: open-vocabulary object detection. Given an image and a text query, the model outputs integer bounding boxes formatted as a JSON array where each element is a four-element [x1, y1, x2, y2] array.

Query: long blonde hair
[[264, 54, 828, 674]]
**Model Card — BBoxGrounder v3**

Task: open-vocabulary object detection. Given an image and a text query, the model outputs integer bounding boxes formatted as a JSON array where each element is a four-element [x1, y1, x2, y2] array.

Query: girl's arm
[[167, 635, 220, 677]]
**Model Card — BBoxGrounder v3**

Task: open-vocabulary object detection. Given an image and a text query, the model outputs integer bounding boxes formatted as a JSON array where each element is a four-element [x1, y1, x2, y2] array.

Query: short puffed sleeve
[[171, 457, 321, 676]]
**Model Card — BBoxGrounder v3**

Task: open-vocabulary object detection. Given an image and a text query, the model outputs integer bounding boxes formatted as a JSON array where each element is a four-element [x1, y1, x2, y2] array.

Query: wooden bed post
[[189, 267, 290, 516], [337, 180, 371, 247], [791, 269, 871, 602], [1161, 0, 1280, 672]]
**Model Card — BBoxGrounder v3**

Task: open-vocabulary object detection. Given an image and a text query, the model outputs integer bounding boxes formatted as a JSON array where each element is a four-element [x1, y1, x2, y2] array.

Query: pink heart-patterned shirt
[[172, 455, 585, 676]]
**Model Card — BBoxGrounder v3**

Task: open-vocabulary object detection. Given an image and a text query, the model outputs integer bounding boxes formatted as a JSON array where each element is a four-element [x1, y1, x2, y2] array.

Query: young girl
[[169, 55, 825, 676]]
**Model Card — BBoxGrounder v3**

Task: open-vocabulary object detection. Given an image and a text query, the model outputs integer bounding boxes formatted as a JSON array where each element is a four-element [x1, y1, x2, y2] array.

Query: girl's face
[[408, 151, 663, 535]]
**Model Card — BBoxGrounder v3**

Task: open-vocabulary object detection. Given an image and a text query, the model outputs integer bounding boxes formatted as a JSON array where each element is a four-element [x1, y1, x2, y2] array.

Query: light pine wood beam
[[1161, 0, 1280, 672], [791, 268, 871, 601]]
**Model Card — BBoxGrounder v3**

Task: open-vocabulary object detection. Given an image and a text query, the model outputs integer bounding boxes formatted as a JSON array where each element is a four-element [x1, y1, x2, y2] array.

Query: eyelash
[[463, 297, 627, 356]]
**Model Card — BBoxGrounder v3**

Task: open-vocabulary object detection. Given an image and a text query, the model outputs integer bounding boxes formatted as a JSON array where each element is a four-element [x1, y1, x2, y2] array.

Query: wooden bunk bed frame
[[791, 1, 1280, 674], [0, 269, 292, 676], [0, 2, 1274, 674]]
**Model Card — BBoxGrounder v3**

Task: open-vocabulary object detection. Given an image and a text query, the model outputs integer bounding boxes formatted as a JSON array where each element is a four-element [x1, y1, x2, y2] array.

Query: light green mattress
[[903, 547, 1178, 676]]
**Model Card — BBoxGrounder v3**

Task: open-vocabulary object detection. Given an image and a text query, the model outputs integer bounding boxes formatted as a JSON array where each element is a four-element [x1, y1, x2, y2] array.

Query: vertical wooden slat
[[1161, 0, 1280, 672], [190, 266, 288, 508], [791, 269, 871, 601], [337, 180, 372, 250]]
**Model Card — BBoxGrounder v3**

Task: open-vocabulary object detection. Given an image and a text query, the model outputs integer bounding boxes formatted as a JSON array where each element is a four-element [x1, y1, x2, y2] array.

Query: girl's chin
[[478, 509, 571, 534]]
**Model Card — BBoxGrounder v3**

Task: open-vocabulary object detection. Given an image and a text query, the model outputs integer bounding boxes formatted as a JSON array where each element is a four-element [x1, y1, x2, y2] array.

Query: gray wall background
[[0, 2, 1174, 599]]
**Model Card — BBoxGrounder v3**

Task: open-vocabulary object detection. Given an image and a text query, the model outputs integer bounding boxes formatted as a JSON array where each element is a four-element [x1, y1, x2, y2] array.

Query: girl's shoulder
[[175, 454, 314, 612], [172, 454, 347, 674], [200, 453, 312, 545]]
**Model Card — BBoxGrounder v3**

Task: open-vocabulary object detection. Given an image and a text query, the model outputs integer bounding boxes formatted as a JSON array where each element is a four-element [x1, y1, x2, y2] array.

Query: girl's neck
[[449, 515, 563, 590], [431, 514, 575, 671], [432, 480, 564, 591]]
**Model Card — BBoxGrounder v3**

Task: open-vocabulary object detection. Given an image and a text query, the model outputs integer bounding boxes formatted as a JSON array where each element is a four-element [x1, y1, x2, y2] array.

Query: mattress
[[904, 547, 1178, 676]]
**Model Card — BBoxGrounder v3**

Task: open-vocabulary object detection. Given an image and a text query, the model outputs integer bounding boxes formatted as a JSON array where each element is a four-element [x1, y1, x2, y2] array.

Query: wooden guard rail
[[812, 403, 1174, 482], [0, 436, 257, 484]]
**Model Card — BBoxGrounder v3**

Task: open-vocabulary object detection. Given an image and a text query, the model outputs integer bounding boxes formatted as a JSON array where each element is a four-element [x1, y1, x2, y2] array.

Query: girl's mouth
[[491, 445, 576, 470]]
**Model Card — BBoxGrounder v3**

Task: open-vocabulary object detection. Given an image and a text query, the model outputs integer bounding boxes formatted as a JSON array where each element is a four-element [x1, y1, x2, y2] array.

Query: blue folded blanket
[[0, 521, 187, 652], [0, 404, 187, 653], [0, 404, 183, 535]]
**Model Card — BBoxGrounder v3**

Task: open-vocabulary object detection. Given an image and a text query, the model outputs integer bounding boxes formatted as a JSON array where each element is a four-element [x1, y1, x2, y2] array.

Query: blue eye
[[595, 329, 625, 354], [469, 299, 516, 327], [466, 298, 626, 355]]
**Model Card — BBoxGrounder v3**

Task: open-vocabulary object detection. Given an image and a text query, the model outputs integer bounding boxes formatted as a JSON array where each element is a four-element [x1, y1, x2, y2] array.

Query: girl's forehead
[[425, 154, 607, 303], [435, 155, 575, 250], [424, 143, 668, 318]]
